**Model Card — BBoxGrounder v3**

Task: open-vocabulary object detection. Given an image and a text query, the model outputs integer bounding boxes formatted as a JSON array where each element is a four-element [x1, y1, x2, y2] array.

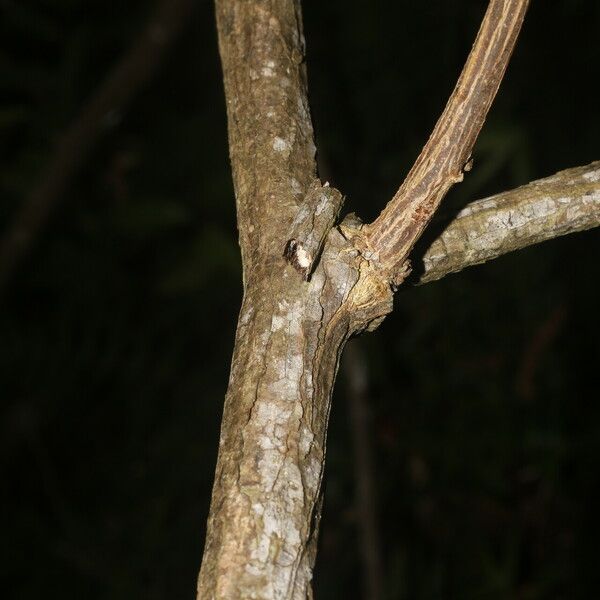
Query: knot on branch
[[339, 213, 412, 291], [346, 264, 394, 334], [283, 238, 312, 280], [326, 214, 394, 333]]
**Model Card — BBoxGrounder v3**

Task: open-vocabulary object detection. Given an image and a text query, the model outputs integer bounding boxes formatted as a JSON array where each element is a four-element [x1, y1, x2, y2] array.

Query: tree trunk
[[197, 0, 600, 597], [197, 2, 390, 595], [198, 231, 392, 597]]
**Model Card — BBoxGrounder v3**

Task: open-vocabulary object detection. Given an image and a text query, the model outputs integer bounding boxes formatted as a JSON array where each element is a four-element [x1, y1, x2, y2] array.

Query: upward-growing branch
[[365, 0, 530, 285], [198, 1, 567, 597]]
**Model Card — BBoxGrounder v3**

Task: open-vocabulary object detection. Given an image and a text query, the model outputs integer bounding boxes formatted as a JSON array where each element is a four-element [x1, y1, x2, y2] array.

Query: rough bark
[[365, 0, 530, 285], [197, 231, 392, 598], [198, 0, 599, 598], [414, 161, 600, 284], [198, 1, 389, 597]]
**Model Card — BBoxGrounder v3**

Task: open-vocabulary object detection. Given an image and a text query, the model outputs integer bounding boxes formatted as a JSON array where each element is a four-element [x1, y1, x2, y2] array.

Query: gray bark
[[415, 161, 600, 284]]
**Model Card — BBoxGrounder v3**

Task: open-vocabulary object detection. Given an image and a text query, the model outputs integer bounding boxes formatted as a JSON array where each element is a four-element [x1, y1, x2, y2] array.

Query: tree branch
[[364, 0, 530, 285], [0, 0, 196, 294], [413, 161, 600, 285], [213, 0, 345, 289], [198, 0, 596, 597], [198, 2, 358, 597]]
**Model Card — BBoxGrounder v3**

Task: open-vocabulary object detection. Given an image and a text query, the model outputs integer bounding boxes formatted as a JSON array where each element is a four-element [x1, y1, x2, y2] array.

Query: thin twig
[[0, 0, 196, 294], [365, 0, 530, 285]]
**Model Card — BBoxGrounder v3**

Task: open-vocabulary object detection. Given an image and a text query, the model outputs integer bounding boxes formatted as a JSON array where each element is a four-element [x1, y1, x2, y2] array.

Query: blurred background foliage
[[1, 1, 599, 598]]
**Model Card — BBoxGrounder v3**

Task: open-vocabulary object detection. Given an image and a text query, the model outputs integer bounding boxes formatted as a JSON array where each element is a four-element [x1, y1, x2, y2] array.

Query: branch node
[[284, 180, 344, 279]]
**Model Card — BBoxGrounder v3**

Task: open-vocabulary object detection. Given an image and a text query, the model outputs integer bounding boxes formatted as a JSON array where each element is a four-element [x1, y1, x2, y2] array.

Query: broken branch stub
[[284, 180, 344, 279]]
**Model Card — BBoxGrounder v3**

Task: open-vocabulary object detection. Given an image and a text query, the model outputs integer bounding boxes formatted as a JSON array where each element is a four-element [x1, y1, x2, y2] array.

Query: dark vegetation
[[1, 1, 599, 598]]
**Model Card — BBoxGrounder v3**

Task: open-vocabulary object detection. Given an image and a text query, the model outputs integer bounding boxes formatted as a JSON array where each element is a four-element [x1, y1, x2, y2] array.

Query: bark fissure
[[365, 0, 530, 285], [199, 1, 598, 598]]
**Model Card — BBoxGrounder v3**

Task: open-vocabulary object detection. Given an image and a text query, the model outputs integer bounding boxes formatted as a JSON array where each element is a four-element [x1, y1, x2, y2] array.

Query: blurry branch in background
[[0, 0, 197, 295], [343, 340, 385, 600], [412, 161, 600, 285], [336, 161, 600, 596], [516, 303, 567, 401]]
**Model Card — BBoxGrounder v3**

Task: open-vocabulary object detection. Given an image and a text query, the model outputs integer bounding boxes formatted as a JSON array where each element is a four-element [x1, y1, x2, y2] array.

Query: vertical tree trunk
[[194, 1, 598, 598], [198, 240, 392, 597], [197, 1, 393, 597]]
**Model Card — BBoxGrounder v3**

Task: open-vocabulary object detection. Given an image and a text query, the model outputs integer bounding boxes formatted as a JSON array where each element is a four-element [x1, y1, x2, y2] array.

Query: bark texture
[[198, 2, 392, 597], [198, 0, 598, 598], [415, 161, 600, 284], [365, 0, 530, 285]]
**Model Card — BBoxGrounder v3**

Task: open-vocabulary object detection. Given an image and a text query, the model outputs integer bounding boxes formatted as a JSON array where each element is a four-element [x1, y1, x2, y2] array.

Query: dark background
[[1, 1, 599, 598]]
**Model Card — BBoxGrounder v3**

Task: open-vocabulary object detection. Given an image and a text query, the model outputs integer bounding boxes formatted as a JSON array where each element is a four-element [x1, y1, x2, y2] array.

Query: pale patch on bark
[[200, 1, 599, 598], [417, 162, 600, 284], [582, 169, 600, 183], [273, 136, 291, 153]]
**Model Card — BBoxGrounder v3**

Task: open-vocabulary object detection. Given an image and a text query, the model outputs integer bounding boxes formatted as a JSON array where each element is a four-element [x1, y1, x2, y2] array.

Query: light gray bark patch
[[415, 161, 600, 284], [284, 180, 344, 280]]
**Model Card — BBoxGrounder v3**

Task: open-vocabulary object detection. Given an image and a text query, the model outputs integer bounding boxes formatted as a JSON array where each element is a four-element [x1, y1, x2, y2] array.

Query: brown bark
[[365, 0, 530, 286], [198, 0, 597, 598], [198, 6, 391, 596]]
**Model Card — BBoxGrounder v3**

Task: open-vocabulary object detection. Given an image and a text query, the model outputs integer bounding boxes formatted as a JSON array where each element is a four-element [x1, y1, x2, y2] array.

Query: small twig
[[365, 0, 530, 285], [0, 0, 196, 295], [343, 340, 385, 600], [412, 161, 600, 285]]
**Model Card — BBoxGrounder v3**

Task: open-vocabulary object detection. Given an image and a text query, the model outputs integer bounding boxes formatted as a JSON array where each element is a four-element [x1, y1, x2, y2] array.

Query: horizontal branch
[[365, 0, 530, 284], [412, 161, 600, 285]]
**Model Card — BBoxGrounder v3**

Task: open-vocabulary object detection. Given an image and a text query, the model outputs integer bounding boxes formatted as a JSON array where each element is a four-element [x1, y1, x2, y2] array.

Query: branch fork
[[283, 0, 531, 293], [197, 1, 599, 598], [361, 0, 531, 288]]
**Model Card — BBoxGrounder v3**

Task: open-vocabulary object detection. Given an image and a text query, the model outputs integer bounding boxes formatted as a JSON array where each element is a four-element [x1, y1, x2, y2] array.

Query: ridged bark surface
[[199, 2, 393, 597], [416, 161, 600, 284], [198, 1, 598, 597]]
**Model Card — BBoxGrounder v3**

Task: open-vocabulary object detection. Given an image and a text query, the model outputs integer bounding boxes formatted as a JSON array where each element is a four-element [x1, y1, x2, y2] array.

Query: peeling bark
[[283, 181, 344, 280]]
